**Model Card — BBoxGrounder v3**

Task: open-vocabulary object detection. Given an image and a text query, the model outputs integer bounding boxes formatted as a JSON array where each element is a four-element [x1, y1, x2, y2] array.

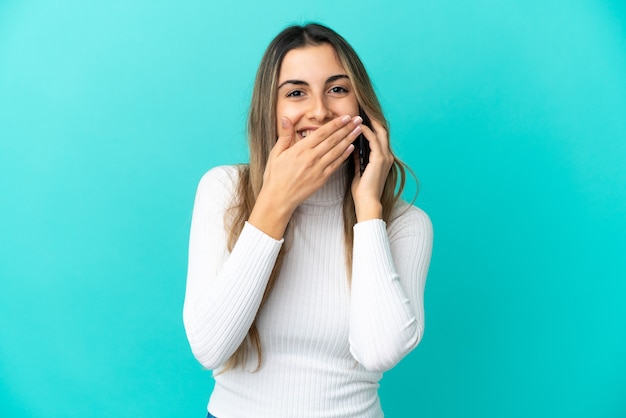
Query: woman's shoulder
[[388, 200, 433, 239], [193, 165, 247, 211], [197, 165, 245, 192]]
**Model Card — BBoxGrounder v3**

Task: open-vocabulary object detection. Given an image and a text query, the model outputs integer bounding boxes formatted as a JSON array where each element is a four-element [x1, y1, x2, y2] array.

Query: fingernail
[[352, 125, 362, 135], [353, 116, 362, 124], [341, 115, 351, 123], [281, 117, 289, 128]]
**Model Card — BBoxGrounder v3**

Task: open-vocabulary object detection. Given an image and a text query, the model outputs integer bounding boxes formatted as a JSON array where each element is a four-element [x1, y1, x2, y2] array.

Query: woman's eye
[[286, 90, 304, 97], [329, 86, 348, 94]]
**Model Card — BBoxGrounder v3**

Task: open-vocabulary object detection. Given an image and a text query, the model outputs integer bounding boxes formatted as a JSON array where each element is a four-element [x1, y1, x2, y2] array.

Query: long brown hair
[[222, 23, 413, 372]]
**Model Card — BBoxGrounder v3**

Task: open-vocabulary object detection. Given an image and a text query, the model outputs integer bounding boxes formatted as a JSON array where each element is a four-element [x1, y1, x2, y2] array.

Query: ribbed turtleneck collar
[[296, 165, 349, 213]]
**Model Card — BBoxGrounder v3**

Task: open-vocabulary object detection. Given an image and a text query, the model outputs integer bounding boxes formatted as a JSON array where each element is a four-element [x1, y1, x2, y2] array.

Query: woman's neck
[[301, 165, 349, 207]]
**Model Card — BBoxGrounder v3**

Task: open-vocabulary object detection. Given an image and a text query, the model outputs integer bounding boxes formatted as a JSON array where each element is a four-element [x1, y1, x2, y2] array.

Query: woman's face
[[276, 43, 359, 141]]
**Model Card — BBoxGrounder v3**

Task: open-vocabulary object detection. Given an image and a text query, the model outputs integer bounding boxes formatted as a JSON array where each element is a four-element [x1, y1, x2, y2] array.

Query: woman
[[184, 23, 433, 418]]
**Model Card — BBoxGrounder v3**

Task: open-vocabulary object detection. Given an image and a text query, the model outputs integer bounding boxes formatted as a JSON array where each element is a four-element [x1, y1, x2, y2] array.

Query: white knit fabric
[[183, 165, 433, 418]]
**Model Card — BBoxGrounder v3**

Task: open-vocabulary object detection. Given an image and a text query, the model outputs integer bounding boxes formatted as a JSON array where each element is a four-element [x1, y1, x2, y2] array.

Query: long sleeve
[[349, 204, 433, 372], [183, 166, 284, 370]]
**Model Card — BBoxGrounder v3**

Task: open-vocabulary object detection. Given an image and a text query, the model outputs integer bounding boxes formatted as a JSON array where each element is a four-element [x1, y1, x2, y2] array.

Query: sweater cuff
[[232, 222, 284, 274], [242, 221, 285, 245]]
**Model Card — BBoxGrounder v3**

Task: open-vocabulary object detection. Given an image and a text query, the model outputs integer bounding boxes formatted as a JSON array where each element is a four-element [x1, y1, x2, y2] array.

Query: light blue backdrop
[[1, 1, 625, 417]]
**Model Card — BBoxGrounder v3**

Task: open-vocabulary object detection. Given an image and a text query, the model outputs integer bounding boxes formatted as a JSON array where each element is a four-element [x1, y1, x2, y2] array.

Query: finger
[[302, 114, 356, 148], [310, 115, 362, 156], [361, 110, 383, 133], [359, 124, 380, 153], [316, 123, 363, 169], [362, 121, 392, 157], [322, 141, 356, 177], [274, 116, 295, 152], [367, 117, 388, 145]]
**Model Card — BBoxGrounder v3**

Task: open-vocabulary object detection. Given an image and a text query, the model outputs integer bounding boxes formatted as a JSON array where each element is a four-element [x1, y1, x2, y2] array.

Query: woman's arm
[[183, 166, 284, 370], [348, 116, 433, 372], [349, 206, 433, 372]]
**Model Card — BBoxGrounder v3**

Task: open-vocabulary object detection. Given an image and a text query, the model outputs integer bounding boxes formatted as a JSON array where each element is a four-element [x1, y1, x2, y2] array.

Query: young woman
[[183, 23, 433, 418]]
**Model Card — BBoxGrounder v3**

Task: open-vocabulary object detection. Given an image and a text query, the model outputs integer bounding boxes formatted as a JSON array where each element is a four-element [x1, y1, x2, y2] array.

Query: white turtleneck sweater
[[183, 165, 433, 418]]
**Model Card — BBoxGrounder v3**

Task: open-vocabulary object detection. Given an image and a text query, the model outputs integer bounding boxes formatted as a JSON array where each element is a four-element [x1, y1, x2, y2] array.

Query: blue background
[[1, 1, 625, 417]]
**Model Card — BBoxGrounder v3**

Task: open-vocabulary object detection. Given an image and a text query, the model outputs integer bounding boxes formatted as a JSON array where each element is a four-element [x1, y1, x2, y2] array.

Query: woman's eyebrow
[[278, 79, 308, 89], [277, 74, 350, 90], [326, 74, 349, 83]]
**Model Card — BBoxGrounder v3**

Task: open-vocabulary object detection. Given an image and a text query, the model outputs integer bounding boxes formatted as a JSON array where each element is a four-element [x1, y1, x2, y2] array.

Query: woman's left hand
[[351, 116, 394, 222]]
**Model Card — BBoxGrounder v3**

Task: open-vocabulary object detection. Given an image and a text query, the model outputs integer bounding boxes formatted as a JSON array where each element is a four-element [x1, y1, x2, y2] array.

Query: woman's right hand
[[248, 114, 362, 239]]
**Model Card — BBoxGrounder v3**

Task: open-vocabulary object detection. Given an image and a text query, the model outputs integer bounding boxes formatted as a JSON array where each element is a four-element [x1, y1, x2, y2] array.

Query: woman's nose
[[307, 95, 333, 122]]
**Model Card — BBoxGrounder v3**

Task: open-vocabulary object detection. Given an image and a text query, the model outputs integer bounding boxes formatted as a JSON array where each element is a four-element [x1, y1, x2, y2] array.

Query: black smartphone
[[354, 108, 371, 176]]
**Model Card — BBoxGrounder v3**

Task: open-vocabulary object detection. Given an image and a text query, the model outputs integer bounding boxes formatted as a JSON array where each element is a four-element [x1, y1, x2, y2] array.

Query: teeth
[[300, 130, 312, 138]]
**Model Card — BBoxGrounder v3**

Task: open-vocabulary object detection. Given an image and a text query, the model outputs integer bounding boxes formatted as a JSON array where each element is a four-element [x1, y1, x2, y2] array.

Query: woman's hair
[[221, 22, 413, 372]]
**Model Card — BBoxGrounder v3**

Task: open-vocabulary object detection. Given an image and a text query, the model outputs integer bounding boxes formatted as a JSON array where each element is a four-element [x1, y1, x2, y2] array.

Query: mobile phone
[[354, 108, 371, 176]]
